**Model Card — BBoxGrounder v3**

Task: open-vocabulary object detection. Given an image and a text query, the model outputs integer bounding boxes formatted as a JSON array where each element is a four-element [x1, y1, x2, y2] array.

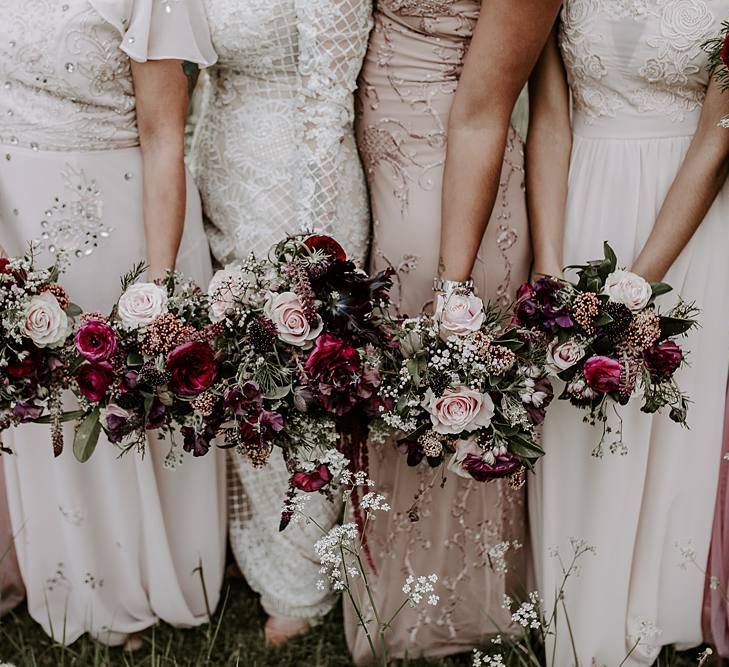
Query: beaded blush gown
[[0, 0, 226, 645], [529, 2, 729, 665], [190, 0, 371, 621], [343, 1, 531, 662]]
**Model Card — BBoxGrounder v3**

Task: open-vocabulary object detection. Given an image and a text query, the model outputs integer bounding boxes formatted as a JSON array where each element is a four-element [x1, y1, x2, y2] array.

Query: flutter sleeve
[[91, 0, 217, 66], [294, 0, 373, 233]]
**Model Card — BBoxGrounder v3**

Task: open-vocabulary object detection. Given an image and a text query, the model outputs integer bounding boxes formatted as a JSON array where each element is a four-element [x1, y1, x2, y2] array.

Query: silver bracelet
[[432, 277, 474, 294]]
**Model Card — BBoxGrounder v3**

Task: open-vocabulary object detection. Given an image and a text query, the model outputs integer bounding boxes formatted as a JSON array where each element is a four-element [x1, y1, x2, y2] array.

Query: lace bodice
[[560, 0, 729, 134], [0, 0, 216, 151], [190, 0, 371, 265]]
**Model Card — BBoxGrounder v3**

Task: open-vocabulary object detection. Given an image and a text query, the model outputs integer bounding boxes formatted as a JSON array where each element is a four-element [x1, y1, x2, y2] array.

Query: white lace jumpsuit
[[189, 0, 372, 619]]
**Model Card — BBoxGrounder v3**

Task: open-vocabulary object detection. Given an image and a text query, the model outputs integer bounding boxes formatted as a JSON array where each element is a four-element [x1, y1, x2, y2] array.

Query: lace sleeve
[[294, 0, 373, 233]]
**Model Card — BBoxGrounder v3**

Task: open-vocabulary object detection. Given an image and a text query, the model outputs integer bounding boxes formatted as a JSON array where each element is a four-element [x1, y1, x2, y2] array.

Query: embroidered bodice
[[190, 0, 372, 265], [0, 0, 215, 152], [559, 0, 728, 135]]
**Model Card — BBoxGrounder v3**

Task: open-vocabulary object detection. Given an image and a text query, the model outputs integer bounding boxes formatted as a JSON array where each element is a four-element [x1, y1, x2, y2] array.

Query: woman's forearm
[[131, 59, 190, 281], [438, 0, 562, 282], [632, 81, 729, 283], [632, 146, 729, 283], [141, 140, 186, 280], [526, 27, 572, 278]]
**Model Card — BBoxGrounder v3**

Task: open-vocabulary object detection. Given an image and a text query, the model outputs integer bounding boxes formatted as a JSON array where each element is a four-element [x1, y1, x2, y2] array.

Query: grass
[[0, 576, 721, 667]]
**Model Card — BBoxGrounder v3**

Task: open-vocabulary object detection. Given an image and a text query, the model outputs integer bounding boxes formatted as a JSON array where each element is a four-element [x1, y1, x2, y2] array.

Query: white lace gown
[[0, 0, 226, 645], [190, 0, 371, 619], [529, 2, 729, 665]]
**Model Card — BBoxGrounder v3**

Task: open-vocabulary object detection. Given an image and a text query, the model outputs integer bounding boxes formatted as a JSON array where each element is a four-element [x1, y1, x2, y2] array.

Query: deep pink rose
[[582, 356, 622, 394], [166, 341, 217, 397], [76, 362, 115, 403], [75, 319, 118, 362], [291, 464, 333, 493], [644, 340, 683, 378]]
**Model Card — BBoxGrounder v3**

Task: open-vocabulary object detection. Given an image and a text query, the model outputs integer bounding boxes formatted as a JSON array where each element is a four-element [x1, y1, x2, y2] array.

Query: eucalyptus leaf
[[65, 303, 83, 318], [73, 408, 101, 463], [262, 384, 292, 401]]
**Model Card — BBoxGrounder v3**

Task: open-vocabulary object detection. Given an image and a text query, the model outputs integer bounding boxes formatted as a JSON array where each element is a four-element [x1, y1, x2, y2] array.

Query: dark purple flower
[[239, 410, 284, 447], [644, 340, 683, 379], [76, 362, 115, 403], [224, 382, 263, 417], [146, 399, 168, 430], [462, 452, 522, 481], [181, 425, 214, 457], [12, 401, 44, 423], [524, 377, 555, 425], [75, 319, 118, 363], [514, 283, 538, 325], [167, 341, 217, 397], [291, 464, 333, 493], [103, 405, 131, 444]]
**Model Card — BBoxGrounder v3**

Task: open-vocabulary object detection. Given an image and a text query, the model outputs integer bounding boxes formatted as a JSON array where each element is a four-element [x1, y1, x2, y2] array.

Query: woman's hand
[[131, 59, 190, 281], [438, 0, 562, 282], [631, 77, 729, 283]]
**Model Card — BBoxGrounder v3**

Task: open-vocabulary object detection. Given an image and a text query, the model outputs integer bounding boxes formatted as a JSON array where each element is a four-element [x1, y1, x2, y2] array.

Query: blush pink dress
[[0, 0, 226, 645], [344, 1, 531, 663], [0, 457, 23, 617]]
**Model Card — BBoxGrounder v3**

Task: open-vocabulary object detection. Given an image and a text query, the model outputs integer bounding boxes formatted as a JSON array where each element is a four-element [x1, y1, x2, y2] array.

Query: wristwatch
[[432, 277, 474, 294]]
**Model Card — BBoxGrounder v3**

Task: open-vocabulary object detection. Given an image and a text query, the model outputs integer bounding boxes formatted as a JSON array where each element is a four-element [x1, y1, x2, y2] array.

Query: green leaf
[[34, 409, 85, 425], [509, 433, 545, 461], [127, 351, 144, 367], [262, 384, 291, 401], [603, 242, 618, 272], [73, 408, 101, 463], [650, 282, 673, 299], [65, 303, 83, 318], [660, 316, 695, 339], [594, 311, 614, 327]]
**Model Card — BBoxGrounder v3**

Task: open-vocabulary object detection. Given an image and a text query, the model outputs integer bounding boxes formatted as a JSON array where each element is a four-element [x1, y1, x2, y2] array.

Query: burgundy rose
[[722, 30, 729, 69], [514, 283, 538, 324], [76, 362, 115, 402], [644, 340, 683, 378], [305, 333, 364, 415], [304, 235, 346, 262], [166, 341, 217, 397], [12, 401, 44, 423], [6, 345, 43, 379], [462, 452, 523, 482], [0, 258, 11, 275], [291, 464, 333, 493], [75, 319, 118, 363], [582, 356, 622, 394]]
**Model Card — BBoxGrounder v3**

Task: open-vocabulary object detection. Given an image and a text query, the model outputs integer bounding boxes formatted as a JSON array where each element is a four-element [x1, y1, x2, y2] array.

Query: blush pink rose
[[547, 339, 585, 373], [264, 291, 323, 347], [424, 385, 495, 435], [604, 270, 651, 312], [436, 292, 485, 338]]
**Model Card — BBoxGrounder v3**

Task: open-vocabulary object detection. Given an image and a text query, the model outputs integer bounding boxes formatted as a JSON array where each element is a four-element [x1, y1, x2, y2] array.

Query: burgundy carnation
[[75, 319, 118, 363], [304, 235, 346, 262], [305, 333, 364, 415], [166, 341, 217, 397], [291, 464, 333, 493], [644, 340, 683, 379], [6, 345, 43, 379], [462, 453, 522, 482], [76, 362, 115, 402], [582, 355, 622, 394]]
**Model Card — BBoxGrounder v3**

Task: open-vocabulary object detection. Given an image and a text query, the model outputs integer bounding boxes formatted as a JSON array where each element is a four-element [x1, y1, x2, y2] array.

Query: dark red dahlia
[[304, 235, 346, 262]]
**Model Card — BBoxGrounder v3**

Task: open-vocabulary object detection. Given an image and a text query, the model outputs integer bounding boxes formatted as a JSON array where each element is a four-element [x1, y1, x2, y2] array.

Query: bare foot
[[264, 615, 309, 647], [123, 634, 144, 652]]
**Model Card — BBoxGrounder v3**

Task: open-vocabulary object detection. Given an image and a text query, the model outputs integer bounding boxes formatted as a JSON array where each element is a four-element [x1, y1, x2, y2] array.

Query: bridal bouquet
[[209, 235, 394, 496], [0, 250, 77, 455], [69, 265, 221, 462], [513, 243, 698, 455], [378, 292, 553, 484]]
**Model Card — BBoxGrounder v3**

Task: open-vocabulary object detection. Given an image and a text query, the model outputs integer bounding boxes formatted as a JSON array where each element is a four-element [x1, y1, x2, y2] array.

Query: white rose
[[117, 282, 168, 330], [604, 270, 652, 312], [547, 339, 586, 374], [22, 292, 72, 348], [264, 291, 323, 347], [208, 267, 248, 322]]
